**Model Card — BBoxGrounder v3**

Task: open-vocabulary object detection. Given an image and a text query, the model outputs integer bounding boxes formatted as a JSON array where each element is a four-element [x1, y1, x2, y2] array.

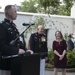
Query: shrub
[[67, 50, 75, 68], [48, 50, 54, 65], [45, 63, 53, 68]]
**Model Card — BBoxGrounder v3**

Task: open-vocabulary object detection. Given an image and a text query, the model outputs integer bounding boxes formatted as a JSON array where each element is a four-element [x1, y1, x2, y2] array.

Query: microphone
[[22, 23, 35, 26]]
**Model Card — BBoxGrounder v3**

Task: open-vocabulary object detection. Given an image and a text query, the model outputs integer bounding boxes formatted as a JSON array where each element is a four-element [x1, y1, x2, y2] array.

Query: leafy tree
[[20, 0, 75, 16], [63, 0, 75, 16], [37, 0, 75, 15], [38, 0, 61, 14], [21, 0, 37, 13], [47, 0, 75, 16], [56, 5, 68, 15], [20, 0, 61, 14]]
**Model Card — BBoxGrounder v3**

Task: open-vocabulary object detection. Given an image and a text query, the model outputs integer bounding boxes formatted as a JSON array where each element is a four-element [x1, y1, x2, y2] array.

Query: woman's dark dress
[[52, 40, 67, 68]]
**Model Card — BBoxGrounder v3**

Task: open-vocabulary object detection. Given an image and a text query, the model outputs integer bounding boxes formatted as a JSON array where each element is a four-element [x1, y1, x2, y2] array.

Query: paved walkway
[[45, 70, 75, 75]]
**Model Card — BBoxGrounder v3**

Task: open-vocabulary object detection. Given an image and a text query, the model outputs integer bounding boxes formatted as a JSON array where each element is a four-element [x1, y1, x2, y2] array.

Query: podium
[[0, 53, 40, 75]]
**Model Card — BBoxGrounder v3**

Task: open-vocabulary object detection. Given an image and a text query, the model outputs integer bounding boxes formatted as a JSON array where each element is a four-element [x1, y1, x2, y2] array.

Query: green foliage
[[38, 0, 60, 8], [49, 0, 75, 15], [48, 50, 75, 68], [20, 0, 61, 14], [67, 50, 75, 68], [34, 16, 45, 26], [48, 50, 54, 65], [57, 5, 70, 16], [63, 0, 75, 16], [38, 0, 60, 14], [63, 0, 75, 7], [64, 33, 68, 39], [45, 63, 53, 68], [20, 0, 75, 16], [21, 0, 37, 13]]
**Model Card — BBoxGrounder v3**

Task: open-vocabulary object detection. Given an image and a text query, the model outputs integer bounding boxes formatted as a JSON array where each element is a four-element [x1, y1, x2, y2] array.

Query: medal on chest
[[41, 36, 46, 42]]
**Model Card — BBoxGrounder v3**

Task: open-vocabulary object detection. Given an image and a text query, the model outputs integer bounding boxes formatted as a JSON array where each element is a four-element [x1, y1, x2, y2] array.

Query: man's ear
[[37, 28, 39, 30], [8, 11, 11, 16]]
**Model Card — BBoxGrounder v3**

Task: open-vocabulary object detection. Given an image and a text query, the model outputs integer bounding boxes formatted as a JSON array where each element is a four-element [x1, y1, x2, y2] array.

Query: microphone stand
[[10, 25, 31, 50], [21, 33, 26, 50]]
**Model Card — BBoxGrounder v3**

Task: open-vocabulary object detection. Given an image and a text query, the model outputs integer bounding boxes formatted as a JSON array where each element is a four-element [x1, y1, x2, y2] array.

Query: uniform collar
[[4, 18, 13, 24], [4, 18, 16, 27], [37, 32, 43, 36]]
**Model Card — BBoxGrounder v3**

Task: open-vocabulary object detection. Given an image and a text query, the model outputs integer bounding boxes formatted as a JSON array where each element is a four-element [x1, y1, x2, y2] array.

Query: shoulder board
[[0, 21, 5, 28], [0, 21, 4, 24], [0, 21, 10, 30]]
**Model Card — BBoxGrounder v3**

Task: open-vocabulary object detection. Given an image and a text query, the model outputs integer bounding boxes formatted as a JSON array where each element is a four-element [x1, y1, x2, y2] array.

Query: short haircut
[[4, 5, 13, 15], [37, 25, 44, 29]]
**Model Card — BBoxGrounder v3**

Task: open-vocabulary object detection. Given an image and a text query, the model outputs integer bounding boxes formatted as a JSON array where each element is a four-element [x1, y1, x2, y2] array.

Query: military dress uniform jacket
[[0, 19, 25, 56], [29, 32, 48, 59], [0, 19, 27, 70]]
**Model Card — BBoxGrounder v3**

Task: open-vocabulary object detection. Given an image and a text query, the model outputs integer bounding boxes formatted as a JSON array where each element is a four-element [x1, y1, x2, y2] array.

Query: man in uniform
[[0, 5, 33, 75], [29, 25, 48, 75], [67, 34, 74, 51]]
